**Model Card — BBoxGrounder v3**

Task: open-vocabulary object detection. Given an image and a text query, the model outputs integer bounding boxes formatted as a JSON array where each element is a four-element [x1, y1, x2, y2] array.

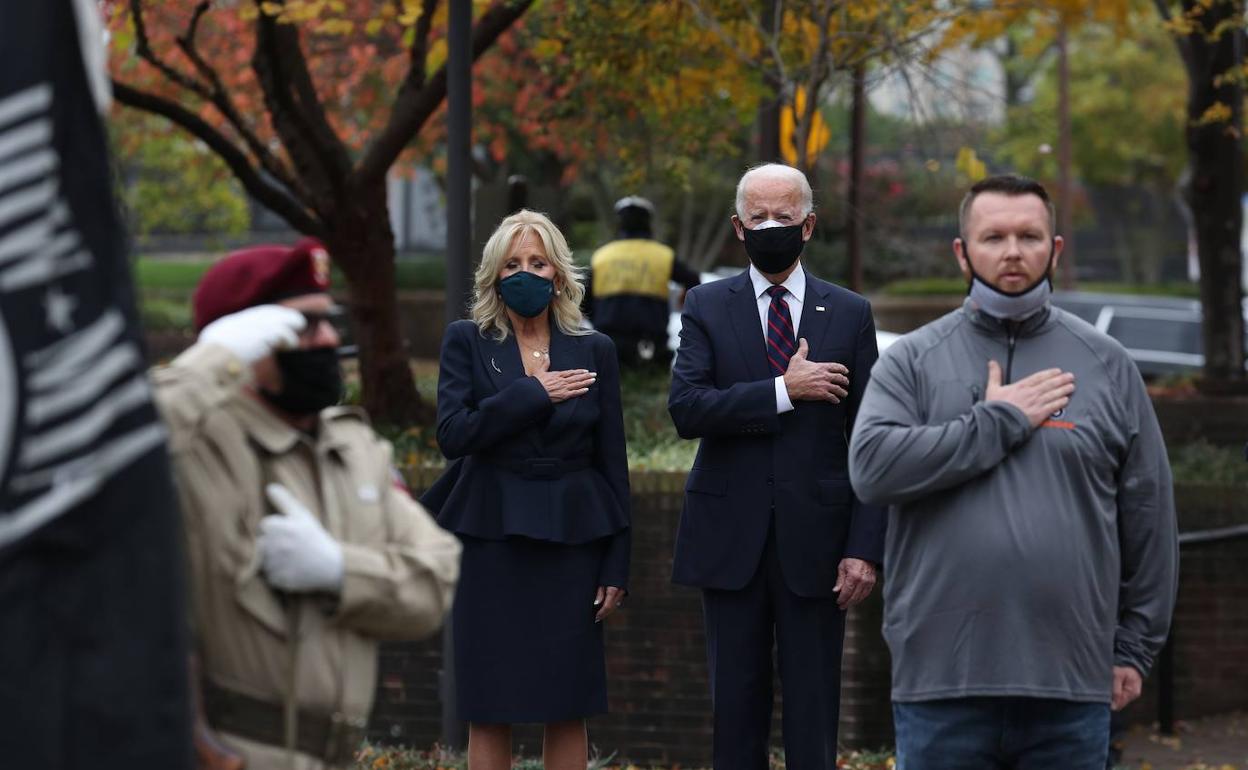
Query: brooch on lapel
[[490, 357, 502, 374], [815, 306, 826, 312]]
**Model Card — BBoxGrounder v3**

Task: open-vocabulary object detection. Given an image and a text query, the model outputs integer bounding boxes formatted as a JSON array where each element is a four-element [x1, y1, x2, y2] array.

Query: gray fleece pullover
[[849, 299, 1178, 703]]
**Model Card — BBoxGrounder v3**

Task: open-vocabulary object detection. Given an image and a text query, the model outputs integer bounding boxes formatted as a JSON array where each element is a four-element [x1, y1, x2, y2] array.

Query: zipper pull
[[971, 383, 982, 404]]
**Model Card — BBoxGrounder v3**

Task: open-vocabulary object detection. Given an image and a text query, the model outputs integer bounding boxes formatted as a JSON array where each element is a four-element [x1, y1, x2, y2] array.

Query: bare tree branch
[[409, 0, 439, 80], [171, 1, 309, 204], [683, 1, 779, 82], [129, 0, 211, 99], [762, 0, 790, 86], [112, 79, 325, 237], [357, 0, 535, 187], [251, 0, 352, 208], [795, 0, 836, 172]]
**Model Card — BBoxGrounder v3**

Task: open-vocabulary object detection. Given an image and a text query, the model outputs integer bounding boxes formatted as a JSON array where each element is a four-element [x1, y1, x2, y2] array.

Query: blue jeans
[[893, 697, 1110, 770]]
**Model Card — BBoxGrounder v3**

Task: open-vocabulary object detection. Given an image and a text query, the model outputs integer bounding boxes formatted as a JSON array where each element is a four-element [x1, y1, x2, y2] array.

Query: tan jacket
[[152, 343, 461, 770]]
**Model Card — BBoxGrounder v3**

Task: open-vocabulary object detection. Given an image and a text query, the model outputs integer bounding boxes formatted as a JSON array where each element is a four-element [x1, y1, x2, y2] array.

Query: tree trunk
[[328, 183, 429, 426], [1182, 0, 1246, 390]]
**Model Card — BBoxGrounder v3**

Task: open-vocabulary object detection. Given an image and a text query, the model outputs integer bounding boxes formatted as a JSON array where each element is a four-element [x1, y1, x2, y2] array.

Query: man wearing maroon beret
[[151, 240, 461, 770]]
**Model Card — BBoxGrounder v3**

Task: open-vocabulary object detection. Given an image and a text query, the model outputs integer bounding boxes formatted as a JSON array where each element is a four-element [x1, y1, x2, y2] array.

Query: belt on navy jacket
[[202, 681, 366, 766], [488, 456, 592, 479]]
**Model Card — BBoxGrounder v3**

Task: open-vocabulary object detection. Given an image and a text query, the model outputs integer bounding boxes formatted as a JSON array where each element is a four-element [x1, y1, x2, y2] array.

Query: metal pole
[[847, 64, 866, 294], [440, 0, 470, 751], [1056, 22, 1075, 289], [757, 0, 780, 162], [445, 0, 473, 327]]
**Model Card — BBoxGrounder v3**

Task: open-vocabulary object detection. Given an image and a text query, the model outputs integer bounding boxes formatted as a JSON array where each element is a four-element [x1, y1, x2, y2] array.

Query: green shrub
[[140, 296, 194, 332], [617, 365, 696, 470], [1169, 440, 1248, 486]]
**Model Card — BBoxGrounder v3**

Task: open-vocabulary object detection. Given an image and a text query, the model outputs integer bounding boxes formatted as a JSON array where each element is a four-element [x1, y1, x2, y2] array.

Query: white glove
[[257, 484, 345, 594], [199, 305, 306, 364]]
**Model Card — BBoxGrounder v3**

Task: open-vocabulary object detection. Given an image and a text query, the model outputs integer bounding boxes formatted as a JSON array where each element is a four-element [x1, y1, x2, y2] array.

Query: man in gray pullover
[[849, 175, 1178, 770]]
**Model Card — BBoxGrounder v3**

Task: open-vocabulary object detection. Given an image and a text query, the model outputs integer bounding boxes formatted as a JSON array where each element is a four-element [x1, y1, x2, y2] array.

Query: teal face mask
[[498, 271, 554, 318]]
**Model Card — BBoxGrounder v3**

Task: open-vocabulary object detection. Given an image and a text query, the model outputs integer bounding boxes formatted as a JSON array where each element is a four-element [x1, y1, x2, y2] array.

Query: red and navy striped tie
[[765, 284, 797, 375]]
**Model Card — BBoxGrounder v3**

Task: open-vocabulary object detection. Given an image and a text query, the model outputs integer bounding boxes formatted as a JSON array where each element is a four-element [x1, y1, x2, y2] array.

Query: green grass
[[135, 255, 450, 331], [877, 277, 966, 296], [133, 255, 448, 294], [133, 259, 215, 292]]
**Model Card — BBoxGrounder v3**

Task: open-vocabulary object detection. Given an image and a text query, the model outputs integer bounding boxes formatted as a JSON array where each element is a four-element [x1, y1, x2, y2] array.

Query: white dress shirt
[[748, 263, 805, 414]]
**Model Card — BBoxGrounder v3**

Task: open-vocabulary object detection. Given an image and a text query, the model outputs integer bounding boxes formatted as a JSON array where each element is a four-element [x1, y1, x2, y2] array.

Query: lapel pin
[[491, 357, 502, 374], [816, 305, 826, 312]]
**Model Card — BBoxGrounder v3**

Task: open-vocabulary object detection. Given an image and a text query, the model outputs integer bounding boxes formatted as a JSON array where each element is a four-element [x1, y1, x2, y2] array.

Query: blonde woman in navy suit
[[429, 210, 630, 770]]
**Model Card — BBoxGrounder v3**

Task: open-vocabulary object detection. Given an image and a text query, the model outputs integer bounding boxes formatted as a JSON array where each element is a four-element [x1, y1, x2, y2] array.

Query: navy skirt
[[452, 534, 608, 723]]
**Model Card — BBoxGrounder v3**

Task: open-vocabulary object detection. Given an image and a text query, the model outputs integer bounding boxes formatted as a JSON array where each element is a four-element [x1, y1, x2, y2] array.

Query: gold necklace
[[518, 338, 549, 359]]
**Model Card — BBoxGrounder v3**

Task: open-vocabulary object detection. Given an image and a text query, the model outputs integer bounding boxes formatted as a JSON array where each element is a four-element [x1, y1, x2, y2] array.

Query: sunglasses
[[298, 306, 347, 338]]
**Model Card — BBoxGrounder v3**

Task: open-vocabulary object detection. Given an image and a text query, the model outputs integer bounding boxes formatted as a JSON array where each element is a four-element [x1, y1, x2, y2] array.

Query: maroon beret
[[192, 237, 332, 331]]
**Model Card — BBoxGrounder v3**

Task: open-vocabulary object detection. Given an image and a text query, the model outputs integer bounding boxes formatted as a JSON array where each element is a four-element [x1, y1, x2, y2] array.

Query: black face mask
[[742, 222, 806, 274], [260, 347, 344, 415]]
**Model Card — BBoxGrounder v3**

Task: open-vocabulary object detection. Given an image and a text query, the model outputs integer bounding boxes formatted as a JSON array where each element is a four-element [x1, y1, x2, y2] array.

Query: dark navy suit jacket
[[668, 268, 885, 597], [426, 319, 630, 589]]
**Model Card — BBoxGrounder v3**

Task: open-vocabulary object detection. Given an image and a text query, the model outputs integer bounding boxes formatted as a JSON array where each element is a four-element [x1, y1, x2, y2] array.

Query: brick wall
[[369, 474, 1248, 764], [1152, 395, 1248, 447], [1121, 484, 1248, 727]]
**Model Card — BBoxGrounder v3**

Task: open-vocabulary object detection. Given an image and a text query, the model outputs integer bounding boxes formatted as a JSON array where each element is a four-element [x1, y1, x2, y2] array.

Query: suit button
[[767, 475, 774, 486]]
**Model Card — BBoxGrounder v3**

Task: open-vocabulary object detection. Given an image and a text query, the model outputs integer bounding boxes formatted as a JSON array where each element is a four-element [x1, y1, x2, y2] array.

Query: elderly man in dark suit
[[668, 163, 886, 769]]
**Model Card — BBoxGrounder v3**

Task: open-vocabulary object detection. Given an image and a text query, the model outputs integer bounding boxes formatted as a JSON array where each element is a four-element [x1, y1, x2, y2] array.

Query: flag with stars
[[0, 1, 190, 767]]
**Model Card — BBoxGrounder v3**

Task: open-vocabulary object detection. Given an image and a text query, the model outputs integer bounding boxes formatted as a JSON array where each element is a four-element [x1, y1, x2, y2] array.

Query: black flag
[[0, 0, 191, 767]]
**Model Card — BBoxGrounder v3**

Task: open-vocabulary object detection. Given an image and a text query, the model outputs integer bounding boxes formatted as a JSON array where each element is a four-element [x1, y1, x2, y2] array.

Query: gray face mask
[[963, 240, 1055, 321]]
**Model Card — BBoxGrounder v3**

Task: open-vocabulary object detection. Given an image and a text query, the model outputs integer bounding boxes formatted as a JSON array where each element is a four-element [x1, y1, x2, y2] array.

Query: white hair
[[734, 163, 814, 218]]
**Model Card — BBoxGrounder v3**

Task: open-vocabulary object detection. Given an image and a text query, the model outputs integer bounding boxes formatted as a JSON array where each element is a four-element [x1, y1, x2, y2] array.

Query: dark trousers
[[893, 697, 1110, 770], [701, 524, 847, 770]]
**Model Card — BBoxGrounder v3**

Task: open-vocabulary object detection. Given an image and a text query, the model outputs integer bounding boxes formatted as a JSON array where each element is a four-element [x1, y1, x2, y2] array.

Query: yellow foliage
[[318, 18, 354, 35], [1163, 14, 1198, 36], [779, 87, 830, 168], [1196, 101, 1233, 126], [425, 38, 448, 74], [397, 0, 424, 27], [936, 0, 1135, 52], [956, 146, 987, 182]]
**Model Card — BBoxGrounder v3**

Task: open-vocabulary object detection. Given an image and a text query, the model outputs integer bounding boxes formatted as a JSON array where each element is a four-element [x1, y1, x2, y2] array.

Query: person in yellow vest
[[588, 196, 700, 365]]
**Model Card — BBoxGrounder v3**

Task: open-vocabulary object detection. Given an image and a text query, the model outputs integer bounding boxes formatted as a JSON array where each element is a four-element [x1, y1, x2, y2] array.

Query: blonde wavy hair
[[471, 209, 589, 341]]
